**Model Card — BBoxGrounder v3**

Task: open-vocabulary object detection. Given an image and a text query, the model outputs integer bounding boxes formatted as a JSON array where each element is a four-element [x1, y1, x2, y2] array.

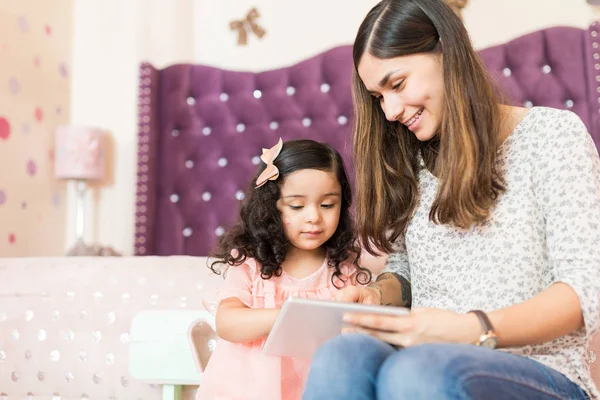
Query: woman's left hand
[[342, 307, 483, 347]]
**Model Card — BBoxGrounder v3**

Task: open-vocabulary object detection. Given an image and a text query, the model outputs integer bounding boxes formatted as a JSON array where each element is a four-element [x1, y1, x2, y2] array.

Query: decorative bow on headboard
[[229, 7, 266, 46]]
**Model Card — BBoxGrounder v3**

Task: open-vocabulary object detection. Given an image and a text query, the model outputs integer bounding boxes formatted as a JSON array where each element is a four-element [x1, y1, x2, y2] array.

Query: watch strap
[[469, 310, 494, 334]]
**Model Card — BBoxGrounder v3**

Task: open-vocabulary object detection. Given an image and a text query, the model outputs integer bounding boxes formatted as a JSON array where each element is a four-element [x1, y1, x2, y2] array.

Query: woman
[[302, 0, 600, 398]]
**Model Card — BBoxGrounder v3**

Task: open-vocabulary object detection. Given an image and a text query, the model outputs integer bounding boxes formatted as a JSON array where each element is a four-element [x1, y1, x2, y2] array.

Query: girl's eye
[[321, 204, 335, 209], [289, 205, 303, 210]]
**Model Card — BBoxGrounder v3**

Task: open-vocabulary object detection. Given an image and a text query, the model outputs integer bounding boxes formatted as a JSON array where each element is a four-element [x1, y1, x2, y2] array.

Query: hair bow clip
[[255, 137, 283, 188]]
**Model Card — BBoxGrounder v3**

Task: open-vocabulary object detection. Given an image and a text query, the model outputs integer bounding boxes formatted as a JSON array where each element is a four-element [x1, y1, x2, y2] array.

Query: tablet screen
[[262, 297, 409, 358]]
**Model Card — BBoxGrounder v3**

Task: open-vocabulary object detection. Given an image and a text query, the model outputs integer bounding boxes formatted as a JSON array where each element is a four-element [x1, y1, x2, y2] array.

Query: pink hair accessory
[[255, 137, 283, 188]]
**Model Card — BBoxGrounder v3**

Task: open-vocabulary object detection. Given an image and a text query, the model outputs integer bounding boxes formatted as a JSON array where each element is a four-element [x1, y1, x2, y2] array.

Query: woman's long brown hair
[[353, 0, 506, 254]]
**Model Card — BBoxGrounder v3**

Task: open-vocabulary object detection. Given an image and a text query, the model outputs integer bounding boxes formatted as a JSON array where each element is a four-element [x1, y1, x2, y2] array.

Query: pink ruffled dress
[[196, 257, 359, 400]]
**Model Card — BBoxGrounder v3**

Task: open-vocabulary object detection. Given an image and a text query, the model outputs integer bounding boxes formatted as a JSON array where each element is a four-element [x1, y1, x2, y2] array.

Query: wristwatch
[[468, 310, 498, 349]]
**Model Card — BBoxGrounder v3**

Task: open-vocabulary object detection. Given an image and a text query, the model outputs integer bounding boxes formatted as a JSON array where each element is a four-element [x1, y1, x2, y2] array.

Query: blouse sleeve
[[534, 110, 600, 338], [381, 235, 411, 282]]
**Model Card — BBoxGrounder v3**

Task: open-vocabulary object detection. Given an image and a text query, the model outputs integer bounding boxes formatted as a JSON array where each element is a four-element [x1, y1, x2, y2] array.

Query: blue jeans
[[303, 334, 588, 400]]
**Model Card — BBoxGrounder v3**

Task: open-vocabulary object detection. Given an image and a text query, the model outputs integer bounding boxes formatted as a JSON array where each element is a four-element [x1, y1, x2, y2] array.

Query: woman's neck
[[498, 104, 529, 146]]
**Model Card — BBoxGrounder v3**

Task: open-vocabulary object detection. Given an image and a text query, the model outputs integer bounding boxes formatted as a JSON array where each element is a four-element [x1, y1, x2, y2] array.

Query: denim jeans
[[303, 333, 589, 400]]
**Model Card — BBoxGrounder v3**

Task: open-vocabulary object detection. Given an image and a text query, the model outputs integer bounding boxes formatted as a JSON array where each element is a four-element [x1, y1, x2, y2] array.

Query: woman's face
[[358, 51, 444, 142]]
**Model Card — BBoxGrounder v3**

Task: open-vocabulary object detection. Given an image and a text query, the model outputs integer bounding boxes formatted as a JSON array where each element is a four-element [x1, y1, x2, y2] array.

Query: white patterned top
[[384, 107, 600, 398]]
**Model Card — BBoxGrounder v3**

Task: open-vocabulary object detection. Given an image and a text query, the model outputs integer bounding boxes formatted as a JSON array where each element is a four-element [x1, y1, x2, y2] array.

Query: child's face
[[277, 168, 342, 255]]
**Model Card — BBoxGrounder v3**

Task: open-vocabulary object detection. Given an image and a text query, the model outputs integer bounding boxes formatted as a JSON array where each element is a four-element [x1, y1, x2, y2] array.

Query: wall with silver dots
[[0, 1, 72, 257]]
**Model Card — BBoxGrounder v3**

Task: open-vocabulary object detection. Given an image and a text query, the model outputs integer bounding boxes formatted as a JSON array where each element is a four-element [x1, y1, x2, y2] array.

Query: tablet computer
[[261, 297, 409, 359]]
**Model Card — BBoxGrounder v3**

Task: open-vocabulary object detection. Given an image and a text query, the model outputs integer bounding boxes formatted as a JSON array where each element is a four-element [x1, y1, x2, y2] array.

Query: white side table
[[129, 310, 216, 400]]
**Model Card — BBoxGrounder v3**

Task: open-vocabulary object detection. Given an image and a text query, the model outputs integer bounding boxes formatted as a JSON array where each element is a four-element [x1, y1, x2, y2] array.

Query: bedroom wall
[[71, 0, 600, 255], [66, 0, 195, 256], [0, 0, 73, 257], [192, 1, 600, 71]]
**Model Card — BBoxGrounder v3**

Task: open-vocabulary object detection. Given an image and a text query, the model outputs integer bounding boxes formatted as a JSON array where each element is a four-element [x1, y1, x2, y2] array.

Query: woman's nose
[[383, 95, 405, 122]]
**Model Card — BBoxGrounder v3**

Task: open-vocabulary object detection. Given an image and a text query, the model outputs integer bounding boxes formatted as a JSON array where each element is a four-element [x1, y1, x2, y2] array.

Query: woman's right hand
[[334, 285, 382, 305]]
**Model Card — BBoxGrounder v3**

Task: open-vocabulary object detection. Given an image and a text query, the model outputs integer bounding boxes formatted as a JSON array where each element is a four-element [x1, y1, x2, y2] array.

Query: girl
[[304, 0, 600, 399], [196, 138, 371, 400]]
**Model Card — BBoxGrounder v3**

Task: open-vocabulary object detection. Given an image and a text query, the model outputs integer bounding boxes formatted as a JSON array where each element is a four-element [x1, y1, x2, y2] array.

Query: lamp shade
[[54, 125, 106, 180]]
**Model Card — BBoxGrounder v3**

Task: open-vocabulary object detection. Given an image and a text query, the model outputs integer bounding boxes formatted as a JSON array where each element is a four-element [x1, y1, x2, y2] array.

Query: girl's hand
[[342, 307, 482, 347], [334, 285, 382, 305]]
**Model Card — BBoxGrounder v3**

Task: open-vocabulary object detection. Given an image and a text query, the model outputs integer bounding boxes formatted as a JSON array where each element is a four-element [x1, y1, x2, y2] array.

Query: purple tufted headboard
[[135, 23, 600, 256]]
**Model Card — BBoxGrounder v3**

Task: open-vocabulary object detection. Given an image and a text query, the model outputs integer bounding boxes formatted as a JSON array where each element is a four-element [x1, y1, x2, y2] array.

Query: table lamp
[[54, 125, 110, 255]]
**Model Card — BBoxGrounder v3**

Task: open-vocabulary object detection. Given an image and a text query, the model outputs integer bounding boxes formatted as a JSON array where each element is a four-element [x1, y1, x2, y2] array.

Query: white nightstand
[[129, 310, 217, 400]]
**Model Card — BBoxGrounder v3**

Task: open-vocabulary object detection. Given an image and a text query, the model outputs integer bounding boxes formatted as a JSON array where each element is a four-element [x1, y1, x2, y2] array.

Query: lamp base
[[66, 240, 122, 256]]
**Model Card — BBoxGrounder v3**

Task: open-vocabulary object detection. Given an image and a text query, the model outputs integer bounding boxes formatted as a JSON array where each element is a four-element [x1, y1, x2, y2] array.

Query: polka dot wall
[[0, 1, 72, 256]]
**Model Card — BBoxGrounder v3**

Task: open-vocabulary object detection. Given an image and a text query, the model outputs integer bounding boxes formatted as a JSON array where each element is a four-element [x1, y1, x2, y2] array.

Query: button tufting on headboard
[[542, 64, 552, 74], [135, 25, 600, 257]]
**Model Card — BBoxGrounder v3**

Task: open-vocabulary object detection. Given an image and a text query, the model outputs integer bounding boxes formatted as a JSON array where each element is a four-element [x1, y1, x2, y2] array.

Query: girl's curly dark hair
[[209, 139, 372, 288]]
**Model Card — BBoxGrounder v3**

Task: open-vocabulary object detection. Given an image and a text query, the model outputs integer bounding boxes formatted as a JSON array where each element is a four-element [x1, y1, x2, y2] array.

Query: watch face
[[481, 336, 498, 349]]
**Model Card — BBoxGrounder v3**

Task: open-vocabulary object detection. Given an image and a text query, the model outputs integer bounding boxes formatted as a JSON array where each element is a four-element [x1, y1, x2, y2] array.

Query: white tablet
[[261, 297, 409, 359]]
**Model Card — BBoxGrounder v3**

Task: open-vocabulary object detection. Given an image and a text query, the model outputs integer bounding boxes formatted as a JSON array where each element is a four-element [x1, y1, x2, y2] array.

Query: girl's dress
[[195, 257, 359, 400]]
